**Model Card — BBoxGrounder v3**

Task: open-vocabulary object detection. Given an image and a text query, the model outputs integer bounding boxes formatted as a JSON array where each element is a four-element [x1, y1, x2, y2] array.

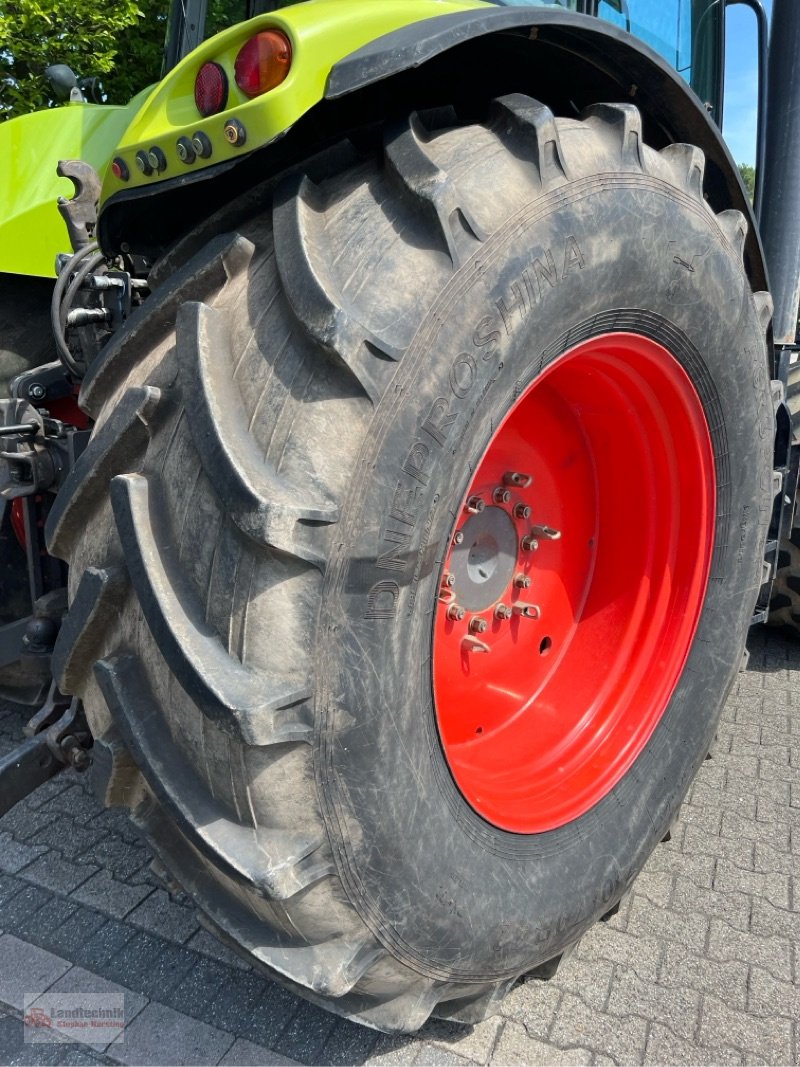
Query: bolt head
[[521, 536, 539, 552], [469, 616, 488, 634], [504, 471, 532, 488], [514, 503, 531, 519], [514, 573, 532, 589], [466, 496, 485, 514], [493, 487, 512, 504], [494, 603, 512, 620], [453, 531, 464, 545], [28, 383, 46, 401], [447, 604, 465, 622], [443, 572, 455, 587]]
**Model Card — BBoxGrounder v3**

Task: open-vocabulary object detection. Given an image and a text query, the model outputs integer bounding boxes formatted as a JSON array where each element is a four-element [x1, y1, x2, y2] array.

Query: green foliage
[[738, 162, 755, 202], [0, 0, 167, 119]]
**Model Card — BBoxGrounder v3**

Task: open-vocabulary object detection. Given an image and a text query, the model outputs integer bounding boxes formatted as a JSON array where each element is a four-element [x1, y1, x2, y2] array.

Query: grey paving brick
[[0, 1014, 106, 1067], [644, 1023, 744, 1065], [74, 836, 151, 884], [71, 870, 152, 919], [160, 955, 237, 1018], [670, 874, 751, 930], [698, 994, 793, 1064], [219, 1037, 301, 1066], [550, 955, 614, 1011], [607, 970, 701, 1040], [31, 817, 108, 861], [73, 918, 137, 974], [320, 1018, 380, 1066], [707, 918, 793, 981], [187, 928, 251, 972], [21, 852, 99, 895], [0, 872, 23, 909], [414, 1045, 475, 1067], [683, 824, 756, 869], [629, 871, 673, 909], [11, 894, 83, 959], [0, 805, 53, 842], [490, 1021, 591, 1066], [1, 882, 52, 939], [641, 847, 716, 888], [753, 839, 799, 875], [421, 1015, 503, 1065], [548, 993, 648, 1065], [576, 926, 662, 981], [126, 888, 197, 944], [624, 898, 708, 952], [688, 781, 758, 819], [29, 966, 148, 1052], [230, 980, 300, 1051], [498, 979, 562, 1040], [721, 809, 791, 852], [714, 858, 792, 910], [22, 775, 76, 811], [364, 1035, 419, 1065], [659, 943, 749, 1010], [0, 831, 47, 874], [747, 965, 800, 1019], [750, 896, 800, 939], [0, 934, 71, 1009], [105, 930, 197, 1001], [272, 1000, 338, 1064], [722, 753, 760, 783], [108, 1000, 233, 1065]]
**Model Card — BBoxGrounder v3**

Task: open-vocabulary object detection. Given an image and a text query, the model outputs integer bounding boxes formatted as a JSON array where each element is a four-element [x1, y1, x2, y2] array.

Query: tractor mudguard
[[0, 92, 149, 279], [97, 2, 767, 294]]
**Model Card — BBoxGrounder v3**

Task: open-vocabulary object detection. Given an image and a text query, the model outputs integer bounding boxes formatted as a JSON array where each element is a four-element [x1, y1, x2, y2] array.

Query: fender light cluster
[[234, 30, 292, 97]]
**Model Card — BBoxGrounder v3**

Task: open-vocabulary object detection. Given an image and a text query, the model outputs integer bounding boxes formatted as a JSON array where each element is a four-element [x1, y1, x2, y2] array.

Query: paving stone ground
[[0, 626, 798, 1066]]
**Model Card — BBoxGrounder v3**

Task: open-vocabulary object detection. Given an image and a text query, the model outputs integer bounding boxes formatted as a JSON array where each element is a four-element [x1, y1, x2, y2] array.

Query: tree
[[0, 0, 167, 119], [738, 163, 756, 202]]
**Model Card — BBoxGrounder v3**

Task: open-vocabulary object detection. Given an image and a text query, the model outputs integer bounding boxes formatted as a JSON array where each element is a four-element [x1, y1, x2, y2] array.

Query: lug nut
[[447, 604, 466, 622], [453, 531, 464, 545], [493, 487, 512, 504], [503, 471, 532, 488], [514, 573, 531, 589], [442, 572, 455, 587], [531, 525, 561, 540], [469, 616, 488, 634], [513, 503, 531, 519], [494, 603, 513, 620], [513, 602, 541, 619], [521, 535, 539, 552], [466, 495, 485, 514]]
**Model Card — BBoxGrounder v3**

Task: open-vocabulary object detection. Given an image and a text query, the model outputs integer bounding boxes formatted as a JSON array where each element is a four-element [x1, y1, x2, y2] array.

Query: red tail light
[[234, 30, 292, 98], [195, 61, 228, 117]]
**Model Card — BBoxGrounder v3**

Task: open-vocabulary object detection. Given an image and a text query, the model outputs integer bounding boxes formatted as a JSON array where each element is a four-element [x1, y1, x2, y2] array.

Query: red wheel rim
[[432, 332, 716, 833]]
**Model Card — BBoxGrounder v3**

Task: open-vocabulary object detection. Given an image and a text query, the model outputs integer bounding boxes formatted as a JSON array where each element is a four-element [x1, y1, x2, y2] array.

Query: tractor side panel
[[0, 100, 145, 278]]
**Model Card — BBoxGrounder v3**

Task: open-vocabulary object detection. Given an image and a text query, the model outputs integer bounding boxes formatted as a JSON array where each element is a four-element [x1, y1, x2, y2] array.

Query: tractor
[[0, 0, 798, 1033]]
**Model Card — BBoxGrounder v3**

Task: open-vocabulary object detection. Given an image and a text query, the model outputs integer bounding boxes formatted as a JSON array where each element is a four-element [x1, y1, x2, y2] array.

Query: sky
[[723, 0, 772, 165]]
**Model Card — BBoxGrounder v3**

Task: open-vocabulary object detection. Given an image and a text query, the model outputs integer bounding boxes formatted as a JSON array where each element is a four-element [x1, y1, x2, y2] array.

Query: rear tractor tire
[[50, 97, 773, 1031]]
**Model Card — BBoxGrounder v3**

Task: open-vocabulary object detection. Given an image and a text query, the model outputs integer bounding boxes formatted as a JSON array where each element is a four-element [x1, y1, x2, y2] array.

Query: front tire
[[50, 97, 773, 1031]]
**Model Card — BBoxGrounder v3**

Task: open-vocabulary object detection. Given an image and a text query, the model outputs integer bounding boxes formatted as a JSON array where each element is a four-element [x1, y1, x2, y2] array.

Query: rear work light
[[234, 30, 292, 98], [195, 61, 228, 117]]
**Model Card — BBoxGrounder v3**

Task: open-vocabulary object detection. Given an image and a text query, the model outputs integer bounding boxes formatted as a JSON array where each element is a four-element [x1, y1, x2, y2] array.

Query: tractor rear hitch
[[0, 684, 93, 818]]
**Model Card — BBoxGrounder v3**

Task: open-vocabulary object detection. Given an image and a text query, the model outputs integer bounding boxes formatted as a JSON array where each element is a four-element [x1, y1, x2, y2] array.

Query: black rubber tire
[[0, 273, 56, 398], [769, 362, 800, 631], [49, 97, 773, 1032]]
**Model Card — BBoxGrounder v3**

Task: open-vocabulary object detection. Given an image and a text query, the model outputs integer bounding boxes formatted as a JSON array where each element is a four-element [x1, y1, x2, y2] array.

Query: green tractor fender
[[97, 1, 767, 292], [0, 91, 150, 279]]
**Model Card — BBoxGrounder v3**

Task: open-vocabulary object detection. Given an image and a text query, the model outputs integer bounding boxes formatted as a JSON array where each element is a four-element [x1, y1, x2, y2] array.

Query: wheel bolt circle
[[469, 616, 488, 634]]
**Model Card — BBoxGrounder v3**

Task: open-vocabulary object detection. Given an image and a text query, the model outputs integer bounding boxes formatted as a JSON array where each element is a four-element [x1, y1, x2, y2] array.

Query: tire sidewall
[[321, 176, 770, 979]]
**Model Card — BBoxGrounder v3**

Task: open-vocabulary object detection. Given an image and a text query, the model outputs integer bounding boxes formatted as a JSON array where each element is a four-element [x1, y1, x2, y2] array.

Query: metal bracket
[[56, 160, 101, 253]]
